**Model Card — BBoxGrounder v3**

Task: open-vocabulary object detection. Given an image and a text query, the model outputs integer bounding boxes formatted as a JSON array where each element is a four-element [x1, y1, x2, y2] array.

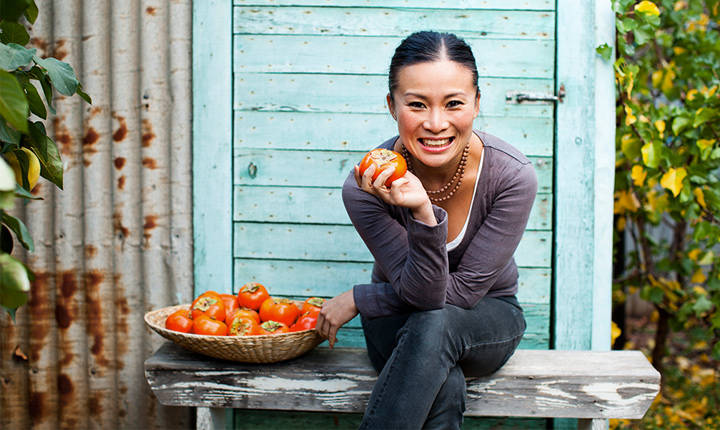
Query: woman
[[316, 31, 537, 429]]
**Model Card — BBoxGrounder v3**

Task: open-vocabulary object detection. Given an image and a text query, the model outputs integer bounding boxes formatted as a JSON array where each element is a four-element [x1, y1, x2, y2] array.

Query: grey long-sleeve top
[[343, 131, 538, 319]]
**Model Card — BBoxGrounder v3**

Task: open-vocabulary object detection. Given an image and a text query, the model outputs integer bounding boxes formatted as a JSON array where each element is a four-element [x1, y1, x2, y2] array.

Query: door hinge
[[506, 84, 565, 104]]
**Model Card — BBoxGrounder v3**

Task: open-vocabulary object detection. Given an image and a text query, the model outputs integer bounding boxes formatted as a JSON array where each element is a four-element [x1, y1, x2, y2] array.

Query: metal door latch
[[506, 85, 565, 104]]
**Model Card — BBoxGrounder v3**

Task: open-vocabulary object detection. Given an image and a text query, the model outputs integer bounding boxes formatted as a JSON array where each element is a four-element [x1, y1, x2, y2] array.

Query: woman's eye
[[447, 100, 463, 108], [409, 102, 425, 109]]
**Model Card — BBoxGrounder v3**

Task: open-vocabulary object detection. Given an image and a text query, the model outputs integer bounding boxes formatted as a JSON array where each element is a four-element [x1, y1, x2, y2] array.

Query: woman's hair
[[388, 31, 479, 99]]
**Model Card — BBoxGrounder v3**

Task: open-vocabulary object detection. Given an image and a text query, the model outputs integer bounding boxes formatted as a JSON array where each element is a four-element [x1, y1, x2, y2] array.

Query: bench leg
[[577, 418, 608, 430], [196, 407, 227, 430]]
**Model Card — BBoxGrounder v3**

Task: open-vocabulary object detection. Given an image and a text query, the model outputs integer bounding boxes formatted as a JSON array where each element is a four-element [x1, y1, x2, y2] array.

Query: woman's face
[[388, 59, 480, 170]]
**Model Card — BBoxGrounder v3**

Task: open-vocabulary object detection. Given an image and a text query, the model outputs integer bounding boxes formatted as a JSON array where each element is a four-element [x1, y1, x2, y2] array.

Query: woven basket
[[144, 304, 324, 363]]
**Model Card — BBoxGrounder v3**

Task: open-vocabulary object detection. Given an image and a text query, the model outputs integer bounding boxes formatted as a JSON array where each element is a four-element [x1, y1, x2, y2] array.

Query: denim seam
[[464, 332, 524, 350], [363, 326, 410, 428]]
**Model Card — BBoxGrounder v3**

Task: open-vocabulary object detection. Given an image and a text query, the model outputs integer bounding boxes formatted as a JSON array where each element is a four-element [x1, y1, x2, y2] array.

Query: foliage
[[609, 0, 720, 372], [0, 0, 89, 318], [610, 314, 719, 429]]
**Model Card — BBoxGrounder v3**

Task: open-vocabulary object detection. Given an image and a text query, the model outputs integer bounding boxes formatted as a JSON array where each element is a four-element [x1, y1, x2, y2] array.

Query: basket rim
[[144, 303, 320, 339]]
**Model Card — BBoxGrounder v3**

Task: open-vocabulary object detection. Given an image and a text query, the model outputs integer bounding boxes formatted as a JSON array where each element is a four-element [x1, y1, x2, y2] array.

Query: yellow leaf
[[635, 1, 661, 16], [654, 119, 666, 137], [693, 286, 708, 295], [673, 46, 687, 55], [611, 321, 622, 344], [614, 190, 641, 213], [631, 165, 647, 186], [688, 248, 701, 261], [626, 70, 634, 98], [624, 105, 636, 126], [674, 1, 688, 11], [639, 114, 650, 123], [691, 268, 707, 284], [660, 167, 687, 197], [662, 67, 676, 93], [697, 138, 715, 151], [617, 216, 626, 231], [705, 85, 718, 97], [652, 70, 663, 88], [694, 187, 707, 209], [687, 88, 698, 100]]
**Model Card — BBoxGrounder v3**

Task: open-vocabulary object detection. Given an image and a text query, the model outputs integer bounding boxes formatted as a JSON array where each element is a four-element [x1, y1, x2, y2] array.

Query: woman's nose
[[423, 109, 449, 132]]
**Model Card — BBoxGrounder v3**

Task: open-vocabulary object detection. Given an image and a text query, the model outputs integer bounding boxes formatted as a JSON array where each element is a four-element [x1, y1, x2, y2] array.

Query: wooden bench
[[145, 342, 660, 429]]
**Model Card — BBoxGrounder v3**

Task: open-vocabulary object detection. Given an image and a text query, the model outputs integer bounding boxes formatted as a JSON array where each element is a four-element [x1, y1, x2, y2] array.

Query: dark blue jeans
[[359, 296, 526, 430]]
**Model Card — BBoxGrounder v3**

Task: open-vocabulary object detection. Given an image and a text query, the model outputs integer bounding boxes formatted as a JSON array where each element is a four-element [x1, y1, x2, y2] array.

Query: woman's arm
[[345, 162, 537, 318]]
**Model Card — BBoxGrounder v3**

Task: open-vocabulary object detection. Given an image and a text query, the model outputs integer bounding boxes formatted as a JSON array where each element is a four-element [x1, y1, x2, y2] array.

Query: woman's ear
[[386, 93, 397, 121]]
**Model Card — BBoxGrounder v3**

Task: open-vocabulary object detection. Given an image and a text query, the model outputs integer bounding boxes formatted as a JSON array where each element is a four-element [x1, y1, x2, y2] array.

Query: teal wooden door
[[229, 0, 555, 350]]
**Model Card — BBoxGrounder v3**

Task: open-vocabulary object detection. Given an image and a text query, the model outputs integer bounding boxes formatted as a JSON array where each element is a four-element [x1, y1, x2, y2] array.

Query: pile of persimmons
[[165, 282, 325, 336]]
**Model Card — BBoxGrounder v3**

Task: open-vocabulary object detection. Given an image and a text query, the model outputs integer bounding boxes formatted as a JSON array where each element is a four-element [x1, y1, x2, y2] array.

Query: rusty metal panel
[[0, 1, 194, 428]]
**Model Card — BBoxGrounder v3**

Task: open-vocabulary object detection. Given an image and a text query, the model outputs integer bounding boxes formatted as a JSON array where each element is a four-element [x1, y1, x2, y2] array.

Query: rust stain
[[30, 37, 48, 55], [55, 304, 72, 329], [53, 117, 73, 156], [90, 107, 102, 117], [58, 271, 78, 298], [143, 214, 158, 231], [142, 157, 158, 169], [112, 114, 128, 142], [31, 183, 41, 195], [58, 345, 74, 366], [115, 277, 129, 370], [113, 211, 129, 240], [117, 175, 126, 190], [57, 373, 73, 396], [85, 244, 97, 260], [85, 270, 110, 368], [83, 127, 99, 147], [88, 392, 102, 417], [28, 272, 51, 361], [146, 6, 156, 15], [114, 157, 126, 170], [54, 39, 67, 61], [29, 392, 46, 425], [141, 119, 155, 147]]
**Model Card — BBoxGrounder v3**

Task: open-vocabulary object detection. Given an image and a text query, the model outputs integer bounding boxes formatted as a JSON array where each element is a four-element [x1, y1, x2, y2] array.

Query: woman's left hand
[[316, 289, 358, 348]]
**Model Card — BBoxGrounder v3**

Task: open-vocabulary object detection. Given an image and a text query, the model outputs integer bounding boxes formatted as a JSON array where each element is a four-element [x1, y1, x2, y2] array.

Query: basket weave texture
[[144, 304, 324, 363]]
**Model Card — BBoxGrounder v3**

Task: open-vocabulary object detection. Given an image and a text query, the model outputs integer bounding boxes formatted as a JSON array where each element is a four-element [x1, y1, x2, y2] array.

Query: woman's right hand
[[354, 164, 436, 225]]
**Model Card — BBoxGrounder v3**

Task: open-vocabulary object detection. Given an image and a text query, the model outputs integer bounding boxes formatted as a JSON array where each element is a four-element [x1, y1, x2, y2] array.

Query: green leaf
[[0, 0, 31, 22], [0, 116, 20, 144], [0, 69, 28, 133], [32, 55, 79, 96], [0, 157, 16, 192], [0, 22, 30, 46], [0, 252, 30, 311], [27, 121, 62, 189], [23, 80, 46, 119], [0, 212, 33, 251], [672, 116, 691, 136], [0, 190, 14, 210], [14, 183, 40, 200], [633, 27, 653, 45], [693, 108, 717, 128], [641, 141, 661, 168], [0, 43, 36, 71], [692, 295, 713, 315], [28, 67, 55, 115], [24, 0, 38, 23], [596, 43, 613, 61], [76, 84, 91, 104]]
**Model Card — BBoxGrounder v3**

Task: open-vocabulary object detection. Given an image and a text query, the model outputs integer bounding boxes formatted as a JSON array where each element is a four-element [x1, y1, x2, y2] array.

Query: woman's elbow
[[401, 283, 446, 310]]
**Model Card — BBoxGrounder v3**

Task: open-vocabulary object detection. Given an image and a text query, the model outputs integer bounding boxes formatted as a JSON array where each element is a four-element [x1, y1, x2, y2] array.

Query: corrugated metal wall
[[0, 0, 195, 428]]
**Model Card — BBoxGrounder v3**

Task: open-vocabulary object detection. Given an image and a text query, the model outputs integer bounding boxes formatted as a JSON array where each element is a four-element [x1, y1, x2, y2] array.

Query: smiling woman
[[315, 31, 538, 429]]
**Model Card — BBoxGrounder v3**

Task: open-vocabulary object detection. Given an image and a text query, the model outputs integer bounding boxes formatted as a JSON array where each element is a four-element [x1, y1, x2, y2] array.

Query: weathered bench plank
[[145, 342, 659, 420]]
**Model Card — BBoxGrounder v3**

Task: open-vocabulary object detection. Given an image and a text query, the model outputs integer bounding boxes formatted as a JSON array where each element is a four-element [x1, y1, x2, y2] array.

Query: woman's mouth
[[418, 137, 454, 152]]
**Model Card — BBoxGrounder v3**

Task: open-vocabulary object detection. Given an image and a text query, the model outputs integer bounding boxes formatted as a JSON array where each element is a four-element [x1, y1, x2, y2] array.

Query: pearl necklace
[[401, 142, 470, 203]]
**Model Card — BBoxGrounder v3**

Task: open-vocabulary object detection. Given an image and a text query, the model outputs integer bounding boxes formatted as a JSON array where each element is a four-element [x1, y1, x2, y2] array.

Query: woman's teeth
[[419, 137, 453, 147]]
